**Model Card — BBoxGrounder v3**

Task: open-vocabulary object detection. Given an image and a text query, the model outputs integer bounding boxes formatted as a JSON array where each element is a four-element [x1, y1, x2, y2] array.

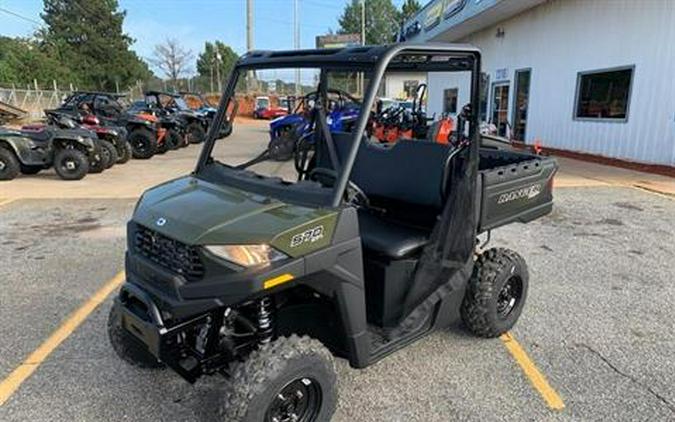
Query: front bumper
[[116, 281, 214, 382]]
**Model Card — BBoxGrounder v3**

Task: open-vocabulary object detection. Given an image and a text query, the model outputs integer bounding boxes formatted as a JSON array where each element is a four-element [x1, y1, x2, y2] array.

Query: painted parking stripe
[[0, 198, 17, 208], [501, 332, 565, 411], [0, 271, 125, 406]]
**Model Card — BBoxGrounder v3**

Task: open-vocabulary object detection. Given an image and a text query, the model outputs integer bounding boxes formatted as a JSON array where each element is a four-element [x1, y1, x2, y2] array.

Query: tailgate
[[478, 155, 558, 232]]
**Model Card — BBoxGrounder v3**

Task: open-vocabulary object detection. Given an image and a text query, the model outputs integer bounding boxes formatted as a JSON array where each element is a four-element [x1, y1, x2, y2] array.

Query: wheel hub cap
[[497, 276, 522, 319], [266, 378, 321, 422], [65, 160, 76, 171], [0, 161, 6, 171]]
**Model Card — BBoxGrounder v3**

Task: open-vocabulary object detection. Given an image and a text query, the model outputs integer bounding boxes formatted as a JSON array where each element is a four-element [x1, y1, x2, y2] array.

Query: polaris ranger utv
[[108, 44, 558, 421]]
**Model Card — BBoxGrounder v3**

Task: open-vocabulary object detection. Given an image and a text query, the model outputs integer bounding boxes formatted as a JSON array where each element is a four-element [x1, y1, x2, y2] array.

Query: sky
[[0, 0, 408, 79]]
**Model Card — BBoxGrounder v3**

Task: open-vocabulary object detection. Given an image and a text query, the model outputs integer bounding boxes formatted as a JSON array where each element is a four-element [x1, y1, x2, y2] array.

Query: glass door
[[512, 69, 531, 141], [492, 83, 510, 137]]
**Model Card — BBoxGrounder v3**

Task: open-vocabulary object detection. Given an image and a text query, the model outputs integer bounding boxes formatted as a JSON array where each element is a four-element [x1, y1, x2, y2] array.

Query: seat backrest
[[319, 133, 450, 208]]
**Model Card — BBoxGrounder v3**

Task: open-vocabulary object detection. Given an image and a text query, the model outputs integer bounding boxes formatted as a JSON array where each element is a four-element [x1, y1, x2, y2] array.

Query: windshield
[[200, 48, 479, 208]]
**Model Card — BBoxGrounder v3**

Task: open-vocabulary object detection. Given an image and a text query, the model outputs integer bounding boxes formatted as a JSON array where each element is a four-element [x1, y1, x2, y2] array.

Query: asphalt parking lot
[[1, 122, 674, 421]]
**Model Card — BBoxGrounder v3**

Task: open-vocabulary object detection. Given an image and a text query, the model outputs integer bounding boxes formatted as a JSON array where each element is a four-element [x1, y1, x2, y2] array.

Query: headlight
[[204, 244, 288, 268]]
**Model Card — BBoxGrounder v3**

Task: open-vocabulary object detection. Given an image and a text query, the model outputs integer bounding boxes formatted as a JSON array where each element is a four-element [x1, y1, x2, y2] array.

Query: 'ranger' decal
[[497, 184, 542, 204], [290, 225, 325, 248]]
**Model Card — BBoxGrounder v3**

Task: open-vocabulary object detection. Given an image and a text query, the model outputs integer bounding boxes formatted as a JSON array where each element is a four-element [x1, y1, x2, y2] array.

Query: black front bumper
[[116, 281, 215, 383]]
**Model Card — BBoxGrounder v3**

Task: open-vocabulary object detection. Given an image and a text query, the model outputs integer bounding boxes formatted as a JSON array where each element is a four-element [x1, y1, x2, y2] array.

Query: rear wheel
[[461, 248, 529, 338], [107, 302, 165, 369], [54, 148, 89, 180], [165, 129, 182, 150], [99, 139, 118, 169], [221, 335, 337, 422], [117, 141, 132, 164], [187, 122, 206, 144], [0, 147, 20, 180], [129, 128, 156, 159]]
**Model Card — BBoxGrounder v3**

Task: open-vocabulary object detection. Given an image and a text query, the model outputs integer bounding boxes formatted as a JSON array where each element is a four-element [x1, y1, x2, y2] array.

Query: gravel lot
[[0, 124, 673, 421]]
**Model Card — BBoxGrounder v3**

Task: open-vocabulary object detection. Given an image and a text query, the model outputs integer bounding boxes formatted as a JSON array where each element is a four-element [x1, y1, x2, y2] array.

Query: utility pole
[[361, 0, 366, 46], [216, 52, 222, 92], [294, 0, 300, 96], [210, 59, 214, 93], [246, 0, 256, 91], [359, 0, 366, 96]]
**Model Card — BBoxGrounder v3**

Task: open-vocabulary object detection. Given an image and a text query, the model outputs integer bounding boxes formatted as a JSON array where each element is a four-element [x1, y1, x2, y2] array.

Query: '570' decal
[[290, 226, 325, 248]]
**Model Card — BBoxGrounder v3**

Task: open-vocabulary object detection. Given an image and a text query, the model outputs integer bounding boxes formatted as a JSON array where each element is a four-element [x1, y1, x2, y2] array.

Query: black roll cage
[[196, 43, 481, 208]]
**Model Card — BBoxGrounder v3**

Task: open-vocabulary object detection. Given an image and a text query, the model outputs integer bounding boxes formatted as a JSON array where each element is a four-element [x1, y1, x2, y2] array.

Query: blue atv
[[268, 89, 360, 153]]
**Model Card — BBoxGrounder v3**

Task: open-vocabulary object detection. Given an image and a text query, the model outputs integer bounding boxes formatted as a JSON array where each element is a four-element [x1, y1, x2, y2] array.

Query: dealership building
[[400, 0, 675, 166]]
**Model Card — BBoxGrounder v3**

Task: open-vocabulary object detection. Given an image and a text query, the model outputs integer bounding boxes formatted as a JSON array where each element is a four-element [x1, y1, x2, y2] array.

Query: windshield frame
[[196, 44, 481, 208]]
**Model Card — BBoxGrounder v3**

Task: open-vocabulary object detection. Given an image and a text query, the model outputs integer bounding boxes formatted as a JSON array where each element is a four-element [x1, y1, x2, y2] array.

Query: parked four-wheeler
[[54, 91, 161, 160], [263, 89, 361, 161], [44, 110, 123, 172], [107, 44, 559, 421], [0, 115, 99, 180], [143, 91, 210, 145], [253, 96, 289, 120]]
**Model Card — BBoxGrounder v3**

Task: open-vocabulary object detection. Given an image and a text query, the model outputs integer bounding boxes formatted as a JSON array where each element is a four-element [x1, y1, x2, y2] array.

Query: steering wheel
[[308, 168, 370, 207]]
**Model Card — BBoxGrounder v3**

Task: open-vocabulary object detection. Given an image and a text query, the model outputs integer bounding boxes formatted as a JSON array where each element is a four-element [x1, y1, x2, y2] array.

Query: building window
[[575, 67, 633, 121], [403, 80, 419, 98], [443, 88, 458, 114]]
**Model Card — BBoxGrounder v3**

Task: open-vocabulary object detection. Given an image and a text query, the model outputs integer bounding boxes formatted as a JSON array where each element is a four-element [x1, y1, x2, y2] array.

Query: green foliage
[[337, 0, 400, 45], [196, 41, 239, 88], [400, 0, 422, 22], [38, 0, 151, 90], [0, 36, 73, 87]]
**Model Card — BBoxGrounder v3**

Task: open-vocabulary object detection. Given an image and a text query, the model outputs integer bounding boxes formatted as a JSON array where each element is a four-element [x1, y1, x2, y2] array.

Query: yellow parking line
[[500, 332, 565, 411], [0, 198, 17, 208], [0, 271, 125, 406], [631, 185, 674, 200]]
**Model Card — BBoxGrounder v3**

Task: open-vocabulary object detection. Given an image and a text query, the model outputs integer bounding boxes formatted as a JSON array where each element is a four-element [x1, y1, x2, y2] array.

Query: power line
[[0, 6, 43, 26]]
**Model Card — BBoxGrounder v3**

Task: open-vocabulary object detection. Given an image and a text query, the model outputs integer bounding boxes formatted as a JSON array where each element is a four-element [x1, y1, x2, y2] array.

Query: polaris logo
[[155, 217, 167, 227], [497, 184, 542, 204], [290, 226, 324, 248]]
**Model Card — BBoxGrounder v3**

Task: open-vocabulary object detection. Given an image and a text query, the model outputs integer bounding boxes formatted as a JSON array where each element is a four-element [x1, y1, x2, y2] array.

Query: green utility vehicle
[[108, 44, 557, 421]]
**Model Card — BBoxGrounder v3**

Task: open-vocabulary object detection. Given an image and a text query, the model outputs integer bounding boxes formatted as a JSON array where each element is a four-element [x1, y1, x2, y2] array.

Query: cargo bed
[[478, 148, 558, 232]]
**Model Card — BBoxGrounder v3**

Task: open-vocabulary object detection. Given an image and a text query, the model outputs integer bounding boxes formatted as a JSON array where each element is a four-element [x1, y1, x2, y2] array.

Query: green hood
[[133, 176, 338, 257]]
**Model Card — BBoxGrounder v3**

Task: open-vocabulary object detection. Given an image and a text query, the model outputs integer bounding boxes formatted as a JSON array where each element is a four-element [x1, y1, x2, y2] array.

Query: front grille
[[134, 225, 205, 280]]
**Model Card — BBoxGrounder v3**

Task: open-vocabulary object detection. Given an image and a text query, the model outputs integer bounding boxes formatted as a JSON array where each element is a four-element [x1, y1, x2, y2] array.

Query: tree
[[0, 37, 73, 87], [399, 0, 422, 22], [39, 0, 151, 91], [337, 0, 400, 45], [196, 41, 239, 92], [151, 38, 194, 88]]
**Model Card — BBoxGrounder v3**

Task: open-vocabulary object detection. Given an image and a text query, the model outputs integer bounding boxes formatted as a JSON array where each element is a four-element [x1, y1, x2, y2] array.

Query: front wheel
[[165, 129, 182, 150], [0, 147, 20, 180], [99, 139, 118, 169], [54, 148, 89, 180], [221, 335, 337, 422], [117, 141, 132, 164], [107, 302, 165, 369], [129, 128, 156, 159], [461, 248, 529, 338], [187, 122, 206, 144]]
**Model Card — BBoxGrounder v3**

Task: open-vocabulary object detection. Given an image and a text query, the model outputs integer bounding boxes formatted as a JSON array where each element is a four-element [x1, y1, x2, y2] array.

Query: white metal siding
[[426, 0, 675, 166]]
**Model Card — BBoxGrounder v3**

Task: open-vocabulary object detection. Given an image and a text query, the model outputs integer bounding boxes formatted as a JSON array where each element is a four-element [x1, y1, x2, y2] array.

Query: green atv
[[108, 44, 558, 421]]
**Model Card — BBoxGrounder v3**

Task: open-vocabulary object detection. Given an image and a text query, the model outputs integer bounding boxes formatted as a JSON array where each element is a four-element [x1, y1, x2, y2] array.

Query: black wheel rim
[[265, 377, 322, 422], [497, 275, 523, 319], [134, 138, 148, 153]]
